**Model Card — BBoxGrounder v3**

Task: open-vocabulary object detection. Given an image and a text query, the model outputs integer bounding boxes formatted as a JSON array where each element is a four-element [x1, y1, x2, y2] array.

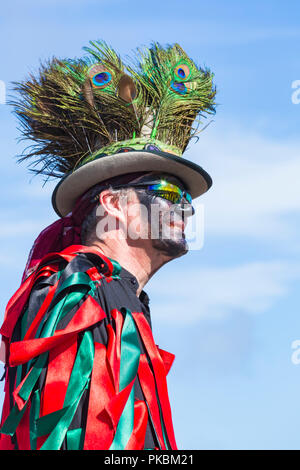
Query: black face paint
[[135, 190, 189, 258]]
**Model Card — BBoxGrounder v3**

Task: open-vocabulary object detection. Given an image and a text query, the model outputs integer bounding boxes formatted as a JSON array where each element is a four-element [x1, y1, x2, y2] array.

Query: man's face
[[126, 173, 194, 258]]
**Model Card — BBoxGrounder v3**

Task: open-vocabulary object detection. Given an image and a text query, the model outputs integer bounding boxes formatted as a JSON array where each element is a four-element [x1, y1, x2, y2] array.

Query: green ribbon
[[52, 272, 93, 301], [66, 428, 85, 450], [109, 259, 122, 278], [29, 389, 40, 450], [39, 272, 96, 337], [109, 309, 141, 450], [0, 402, 28, 436], [38, 330, 94, 450]]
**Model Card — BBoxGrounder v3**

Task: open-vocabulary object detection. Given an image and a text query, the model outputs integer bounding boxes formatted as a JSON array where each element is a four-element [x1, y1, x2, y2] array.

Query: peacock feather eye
[[173, 63, 191, 81], [88, 63, 112, 89], [170, 80, 188, 95], [93, 71, 111, 87]]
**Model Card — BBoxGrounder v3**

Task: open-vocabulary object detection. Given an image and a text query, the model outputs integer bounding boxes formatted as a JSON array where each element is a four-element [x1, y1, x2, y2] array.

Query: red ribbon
[[132, 312, 177, 450], [83, 342, 115, 450], [138, 353, 166, 449], [9, 295, 106, 367], [125, 400, 148, 450]]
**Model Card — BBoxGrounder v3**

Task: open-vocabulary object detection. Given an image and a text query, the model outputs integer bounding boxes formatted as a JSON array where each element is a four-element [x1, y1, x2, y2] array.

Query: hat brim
[[52, 149, 212, 217]]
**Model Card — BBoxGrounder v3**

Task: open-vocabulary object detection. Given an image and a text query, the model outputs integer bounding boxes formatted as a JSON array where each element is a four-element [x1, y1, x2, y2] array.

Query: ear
[[99, 189, 128, 225]]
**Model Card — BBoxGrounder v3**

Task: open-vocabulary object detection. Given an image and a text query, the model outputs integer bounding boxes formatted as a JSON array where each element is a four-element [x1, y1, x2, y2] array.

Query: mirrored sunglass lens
[[148, 182, 179, 192], [152, 190, 181, 204], [184, 192, 192, 204], [147, 182, 192, 205], [165, 192, 181, 203]]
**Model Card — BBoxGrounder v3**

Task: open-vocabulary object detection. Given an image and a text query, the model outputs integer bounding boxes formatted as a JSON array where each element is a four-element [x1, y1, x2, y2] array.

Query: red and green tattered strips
[[0, 246, 178, 450], [0, 262, 101, 447], [109, 309, 141, 450]]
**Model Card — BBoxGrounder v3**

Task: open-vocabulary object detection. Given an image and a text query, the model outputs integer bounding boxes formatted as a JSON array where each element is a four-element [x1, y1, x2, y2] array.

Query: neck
[[89, 237, 171, 296]]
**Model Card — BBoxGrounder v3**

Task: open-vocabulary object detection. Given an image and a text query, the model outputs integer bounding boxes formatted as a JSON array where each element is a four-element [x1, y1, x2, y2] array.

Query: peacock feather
[[128, 42, 216, 150], [10, 40, 216, 180]]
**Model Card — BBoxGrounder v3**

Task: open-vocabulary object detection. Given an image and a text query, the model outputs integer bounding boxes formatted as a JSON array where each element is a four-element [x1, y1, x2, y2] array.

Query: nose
[[174, 201, 195, 217]]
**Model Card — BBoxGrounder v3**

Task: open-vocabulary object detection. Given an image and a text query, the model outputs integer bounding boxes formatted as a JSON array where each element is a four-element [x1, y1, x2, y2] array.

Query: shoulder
[[27, 249, 121, 318], [25, 246, 147, 329], [21, 248, 117, 326], [16, 249, 117, 340], [32, 247, 119, 289]]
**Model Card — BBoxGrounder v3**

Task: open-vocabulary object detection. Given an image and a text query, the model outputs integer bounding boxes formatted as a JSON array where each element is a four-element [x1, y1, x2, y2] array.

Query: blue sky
[[1, 0, 300, 450]]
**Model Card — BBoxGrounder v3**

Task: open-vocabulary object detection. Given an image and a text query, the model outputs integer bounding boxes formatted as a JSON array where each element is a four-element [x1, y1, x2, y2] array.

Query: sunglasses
[[112, 180, 193, 206]]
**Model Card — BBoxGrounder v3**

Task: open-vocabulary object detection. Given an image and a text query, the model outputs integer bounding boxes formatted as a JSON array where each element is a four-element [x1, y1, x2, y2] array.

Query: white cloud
[[187, 123, 300, 243], [148, 260, 300, 324]]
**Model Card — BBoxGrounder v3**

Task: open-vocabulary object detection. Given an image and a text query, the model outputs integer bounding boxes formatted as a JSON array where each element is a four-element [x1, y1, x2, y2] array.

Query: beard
[[137, 192, 189, 258], [152, 211, 189, 258], [151, 233, 188, 258]]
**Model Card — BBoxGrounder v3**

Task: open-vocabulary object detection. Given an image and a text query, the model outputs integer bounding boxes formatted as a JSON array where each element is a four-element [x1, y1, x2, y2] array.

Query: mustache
[[161, 208, 187, 225]]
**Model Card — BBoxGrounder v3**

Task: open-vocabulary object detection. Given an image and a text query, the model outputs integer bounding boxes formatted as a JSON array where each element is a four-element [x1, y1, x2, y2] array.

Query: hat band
[[78, 138, 182, 170]]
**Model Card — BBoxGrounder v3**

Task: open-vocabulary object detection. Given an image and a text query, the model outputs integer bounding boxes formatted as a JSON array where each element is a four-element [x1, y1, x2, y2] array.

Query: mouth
[[168, 220, 185, 231]]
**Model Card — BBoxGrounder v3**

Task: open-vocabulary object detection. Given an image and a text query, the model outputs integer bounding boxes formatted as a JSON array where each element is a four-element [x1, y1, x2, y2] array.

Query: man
[[0, 40, 216, 450]]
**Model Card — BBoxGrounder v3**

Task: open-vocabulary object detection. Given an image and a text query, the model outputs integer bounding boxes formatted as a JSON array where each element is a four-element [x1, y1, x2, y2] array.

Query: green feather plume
[[10, 40, 216, 180]]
